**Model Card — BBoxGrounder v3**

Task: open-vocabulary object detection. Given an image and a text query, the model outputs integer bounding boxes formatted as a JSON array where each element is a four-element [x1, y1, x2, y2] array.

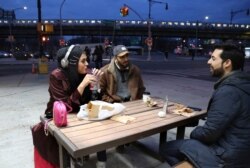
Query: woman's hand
[[77, 68, 103, 95], [80, 74, 97, 89], [92, 68, 103, 78]]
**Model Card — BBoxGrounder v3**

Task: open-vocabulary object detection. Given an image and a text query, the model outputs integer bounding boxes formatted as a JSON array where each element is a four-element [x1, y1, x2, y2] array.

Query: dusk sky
[[1, 0, 250, 24]]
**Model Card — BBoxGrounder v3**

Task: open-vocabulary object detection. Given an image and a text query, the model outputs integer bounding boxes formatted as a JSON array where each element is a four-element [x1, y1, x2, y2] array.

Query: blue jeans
[[159, 139, 224, 167], [159, 140, 186, 165]]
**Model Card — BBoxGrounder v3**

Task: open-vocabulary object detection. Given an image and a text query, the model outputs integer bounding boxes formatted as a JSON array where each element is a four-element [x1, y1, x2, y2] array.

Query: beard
[[211, 66, 224, 78], [117, 60, 129, 69]]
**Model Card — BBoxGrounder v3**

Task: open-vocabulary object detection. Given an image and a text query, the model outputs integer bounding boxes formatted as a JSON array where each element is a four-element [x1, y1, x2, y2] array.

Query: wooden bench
[[173, 161, 194, 168]]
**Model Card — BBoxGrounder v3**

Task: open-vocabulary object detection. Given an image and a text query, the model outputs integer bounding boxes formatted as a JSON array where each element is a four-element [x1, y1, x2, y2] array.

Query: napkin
[[111, 115, 136, 124]]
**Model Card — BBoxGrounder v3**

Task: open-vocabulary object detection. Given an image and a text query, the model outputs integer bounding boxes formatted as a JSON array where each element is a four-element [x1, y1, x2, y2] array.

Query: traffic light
[[41, 36, 49, 43], [247, 9, 250, 16], [120, 6, 129, 17], [42, 36, 46, 42], [37, 23, 54, 33]]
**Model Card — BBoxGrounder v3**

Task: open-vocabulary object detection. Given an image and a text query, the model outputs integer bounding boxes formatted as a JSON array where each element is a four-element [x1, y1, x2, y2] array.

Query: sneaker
[[96, 161, 106, 168]]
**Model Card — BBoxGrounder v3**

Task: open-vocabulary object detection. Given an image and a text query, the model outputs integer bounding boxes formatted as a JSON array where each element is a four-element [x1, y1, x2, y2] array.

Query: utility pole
[[37, 0, 43, 58], [147, 0, 168, 61], [60, 0, 66, 40], [7, 6, 27, 54], [120, 1, 168, 61], [147, 0, 152, 61]]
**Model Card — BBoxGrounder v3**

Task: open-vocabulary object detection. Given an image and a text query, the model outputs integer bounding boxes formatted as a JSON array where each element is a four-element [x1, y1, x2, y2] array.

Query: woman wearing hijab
[[33, 45, 106, 168]]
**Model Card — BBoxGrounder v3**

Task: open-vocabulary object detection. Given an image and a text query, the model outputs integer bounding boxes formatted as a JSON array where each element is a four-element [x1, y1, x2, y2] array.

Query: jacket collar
[[214, 70, 239, 89]]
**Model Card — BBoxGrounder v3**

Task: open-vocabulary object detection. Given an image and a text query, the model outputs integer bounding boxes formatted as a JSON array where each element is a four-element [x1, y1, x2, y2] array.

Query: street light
[[147, 0, 168, 61], [230, 8, 250, 24], [8, 6, 27, 53], [60, 0, 66, 43]]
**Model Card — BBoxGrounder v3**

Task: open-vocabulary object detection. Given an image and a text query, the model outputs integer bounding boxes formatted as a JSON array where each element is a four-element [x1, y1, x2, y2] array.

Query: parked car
[[32, 51, 51, 59], [0, 51, 13, 58], [13, 51, 33, 60]]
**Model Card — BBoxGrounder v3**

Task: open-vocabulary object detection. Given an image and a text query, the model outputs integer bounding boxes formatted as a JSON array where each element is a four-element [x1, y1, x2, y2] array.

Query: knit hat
[[57, 45, 84, 67], [113, 45, 129, 57]]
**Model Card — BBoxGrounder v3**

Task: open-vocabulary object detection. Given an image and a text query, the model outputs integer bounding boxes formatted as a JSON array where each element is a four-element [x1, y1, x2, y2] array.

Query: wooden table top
[[46, 98, 207, 158]]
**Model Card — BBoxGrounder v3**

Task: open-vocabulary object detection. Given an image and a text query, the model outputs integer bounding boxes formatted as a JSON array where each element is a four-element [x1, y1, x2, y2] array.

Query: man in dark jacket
[[160, 43, 250, 168]]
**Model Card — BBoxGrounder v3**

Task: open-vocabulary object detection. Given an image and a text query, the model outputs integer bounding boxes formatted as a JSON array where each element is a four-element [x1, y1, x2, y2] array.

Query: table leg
[[59, 144, 71, 168], [159, 131, 167, 154], [176, 126, 185, 139], [159, 131, 167, 145]]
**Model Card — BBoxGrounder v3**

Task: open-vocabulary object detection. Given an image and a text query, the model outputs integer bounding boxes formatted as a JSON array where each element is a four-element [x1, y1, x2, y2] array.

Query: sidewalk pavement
[[0, 53, 228, 168]]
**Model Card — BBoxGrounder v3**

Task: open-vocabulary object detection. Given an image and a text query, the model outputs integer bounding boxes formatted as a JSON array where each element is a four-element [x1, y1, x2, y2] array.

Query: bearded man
[[99, 45, 145, 103], [159, 43, 250, 168]]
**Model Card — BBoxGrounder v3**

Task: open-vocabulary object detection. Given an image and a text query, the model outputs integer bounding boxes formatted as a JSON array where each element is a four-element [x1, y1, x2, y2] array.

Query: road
[[0, 54, 215, 81], [1, 54, 249, 81]]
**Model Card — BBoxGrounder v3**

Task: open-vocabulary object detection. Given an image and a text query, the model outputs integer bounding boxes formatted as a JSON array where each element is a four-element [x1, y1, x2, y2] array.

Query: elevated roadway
[[1, 19, 250, 40]]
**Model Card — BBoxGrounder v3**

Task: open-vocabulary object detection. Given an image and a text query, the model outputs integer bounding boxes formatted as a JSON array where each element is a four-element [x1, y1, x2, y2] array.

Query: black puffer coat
[[187, 71, 250, 167]]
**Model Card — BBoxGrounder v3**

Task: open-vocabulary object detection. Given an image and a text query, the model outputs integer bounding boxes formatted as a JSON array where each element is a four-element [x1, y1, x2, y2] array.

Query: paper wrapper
[[111, 115, 136, 124], [172, 107, 195, 117], [77, 101, 125, 120]]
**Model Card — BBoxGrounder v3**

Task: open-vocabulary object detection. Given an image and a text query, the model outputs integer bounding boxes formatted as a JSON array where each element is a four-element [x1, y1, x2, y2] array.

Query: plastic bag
[[77, 100, 125, 120]]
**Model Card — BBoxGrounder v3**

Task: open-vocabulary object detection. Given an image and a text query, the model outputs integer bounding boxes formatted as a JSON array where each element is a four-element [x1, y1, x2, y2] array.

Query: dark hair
[[213, 43, 245, 71]]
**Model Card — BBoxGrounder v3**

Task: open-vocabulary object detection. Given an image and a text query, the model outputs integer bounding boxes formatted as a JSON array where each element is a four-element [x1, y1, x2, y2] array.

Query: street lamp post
[[194, 20, 198, 61], [193, 16, 209, 60], [230, 8, 250, 24], [60, 0, 66, 41], [147, 0, 152, 61], [8, 6, 27, 54], [147, 0, 168, 61]]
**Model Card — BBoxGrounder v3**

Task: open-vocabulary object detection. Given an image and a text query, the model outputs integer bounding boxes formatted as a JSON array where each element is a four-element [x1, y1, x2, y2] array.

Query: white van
[[245, 47, 250, 59]]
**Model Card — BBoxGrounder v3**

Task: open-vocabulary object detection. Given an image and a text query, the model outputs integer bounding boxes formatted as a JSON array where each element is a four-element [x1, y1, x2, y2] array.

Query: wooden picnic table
[[42, 98, 207, 168]]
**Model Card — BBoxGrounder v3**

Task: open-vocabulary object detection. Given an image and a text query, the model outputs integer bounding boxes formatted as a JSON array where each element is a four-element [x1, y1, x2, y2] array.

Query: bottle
[[90, 83, 99, 100], [162, 96, 168, 113]]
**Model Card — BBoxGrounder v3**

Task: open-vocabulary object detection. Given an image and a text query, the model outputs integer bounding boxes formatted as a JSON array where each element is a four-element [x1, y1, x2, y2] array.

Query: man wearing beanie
[[99, 45, 145, 103]]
